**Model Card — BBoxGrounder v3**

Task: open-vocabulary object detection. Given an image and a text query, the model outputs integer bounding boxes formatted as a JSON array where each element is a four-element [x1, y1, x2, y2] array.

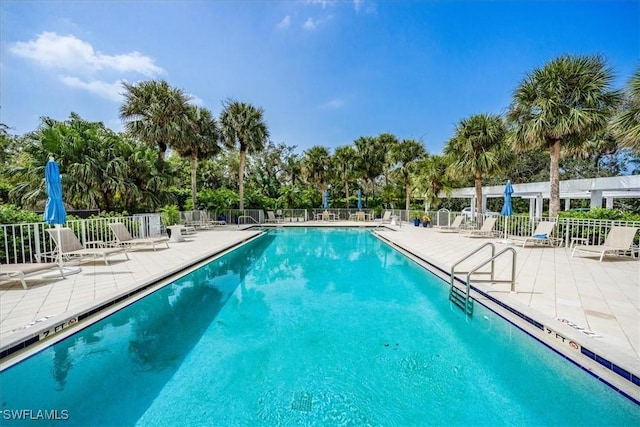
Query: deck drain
[[291, 391, 313, 412]]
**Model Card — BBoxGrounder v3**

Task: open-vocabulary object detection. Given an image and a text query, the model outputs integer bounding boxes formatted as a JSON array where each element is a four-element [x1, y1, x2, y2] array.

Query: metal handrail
[[236, 215, 258, 227], [449, 243, 517, 317], [450, 242, 496, 288], [465, 247, 518, 294]]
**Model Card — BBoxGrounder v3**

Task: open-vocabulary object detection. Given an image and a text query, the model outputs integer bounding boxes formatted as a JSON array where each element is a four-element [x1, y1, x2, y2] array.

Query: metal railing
[[449, 242, 517, 316], [1, 214, 161, 264], [2, 211, 638, 265]]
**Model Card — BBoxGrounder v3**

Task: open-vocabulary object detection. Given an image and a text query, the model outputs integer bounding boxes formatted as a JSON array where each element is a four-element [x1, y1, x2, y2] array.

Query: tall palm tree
[[507, 55, 621, 217], [302, 145, 331, 202], [415, 154, 454, 210], [332, 145, 357, 207], [354, 136, 386, 200], [444, 114, 507, 216], [173, 106, 220, 208], [388, 138, 426, 211], [120, 80, 191, 160], [219, 100, 269, 210], [612, 67, 640, 150]]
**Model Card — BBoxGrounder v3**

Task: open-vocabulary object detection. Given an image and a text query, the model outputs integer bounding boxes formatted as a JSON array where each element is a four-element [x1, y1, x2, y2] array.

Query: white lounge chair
[[265, 211, 279, 223], [1, 262, 66, 289], [510, 221, 561, 247], [459, 217, 498, 238], [571, 226, 639, 262], [435, 215, 464, 233], [375, 211, 392, 223], [108, 222, 169, 251], [46, 227, 129, 265]]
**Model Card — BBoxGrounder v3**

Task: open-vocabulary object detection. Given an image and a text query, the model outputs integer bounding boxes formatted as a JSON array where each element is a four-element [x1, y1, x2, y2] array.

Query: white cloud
[[320, 98, 344, 109], [9, 32, 164, 77], [276, 15, 291, 30], [187, 94, 204, 107], [302, 15, 332, 31], [307, 0, 336, 8], [59, 76, 125, 101], [303, 18, 317, 30]]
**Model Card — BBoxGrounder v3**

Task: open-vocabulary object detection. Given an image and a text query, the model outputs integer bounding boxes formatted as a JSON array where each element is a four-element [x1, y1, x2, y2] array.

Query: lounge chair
[[459, 216, 498, 238], [375, 211, 392, 223], [46, 227, 129, 265], [510, 221, 561, 247], [571, 226, 639, 262], [108, 222, 169, 251], [203, 211, 226, 227], [265, 211, 279, 223], [435, 215, 464, 233], [1, 262, 66, 289]]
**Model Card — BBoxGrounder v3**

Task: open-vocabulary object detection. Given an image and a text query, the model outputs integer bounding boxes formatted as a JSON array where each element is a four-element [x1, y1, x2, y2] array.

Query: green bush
[[0, 204, 41, 224]]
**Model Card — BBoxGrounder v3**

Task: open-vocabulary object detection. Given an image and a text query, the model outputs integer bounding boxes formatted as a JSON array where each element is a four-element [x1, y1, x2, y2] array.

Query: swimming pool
[[0, 228, 638, 426]]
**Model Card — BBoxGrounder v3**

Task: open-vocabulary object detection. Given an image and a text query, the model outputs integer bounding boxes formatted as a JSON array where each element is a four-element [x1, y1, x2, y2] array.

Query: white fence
[[1, 210, 638, 264]]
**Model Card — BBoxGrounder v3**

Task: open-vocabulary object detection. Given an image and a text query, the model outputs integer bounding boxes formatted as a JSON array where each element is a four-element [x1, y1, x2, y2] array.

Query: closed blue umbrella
[[44, 158, 67, 226], [44, 158, 77, 274], [357, 189, 362, 210], [500, 180, 514, 242], [323, 190, 329, 210]]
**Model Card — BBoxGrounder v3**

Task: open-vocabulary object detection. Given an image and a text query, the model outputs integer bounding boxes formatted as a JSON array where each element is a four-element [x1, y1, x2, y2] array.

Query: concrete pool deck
[[1, 222, 638, 398]]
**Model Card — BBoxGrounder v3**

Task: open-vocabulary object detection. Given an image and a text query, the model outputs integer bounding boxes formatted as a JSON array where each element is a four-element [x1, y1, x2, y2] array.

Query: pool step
[[449, 286, 473, 315]]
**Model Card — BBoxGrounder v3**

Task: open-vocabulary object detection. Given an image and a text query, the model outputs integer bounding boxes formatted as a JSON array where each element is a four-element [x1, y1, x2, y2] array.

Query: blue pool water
[[1, 228, 638, 426]]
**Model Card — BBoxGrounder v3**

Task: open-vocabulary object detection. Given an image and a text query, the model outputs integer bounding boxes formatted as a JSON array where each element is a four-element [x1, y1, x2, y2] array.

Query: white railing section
[[1, 211, 638, 265]]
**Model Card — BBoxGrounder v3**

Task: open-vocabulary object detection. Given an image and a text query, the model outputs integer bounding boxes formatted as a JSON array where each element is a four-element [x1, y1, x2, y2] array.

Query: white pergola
[[440, 175, 640, 217]]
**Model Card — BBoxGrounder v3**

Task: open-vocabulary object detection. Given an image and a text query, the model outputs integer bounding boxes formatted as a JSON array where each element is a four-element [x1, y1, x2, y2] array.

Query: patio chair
[[265, 211, 279, 223], [46, 227, 129, 265], [459, 216, 498, 238], [375, 211, 392, 223], [108, 222, 169, 251], [1, 262, 66, 289], [571, 226, 639, 262], [435, 215, 464, 233], [203, 211, 226, 227], [509, 221, 561, 247]]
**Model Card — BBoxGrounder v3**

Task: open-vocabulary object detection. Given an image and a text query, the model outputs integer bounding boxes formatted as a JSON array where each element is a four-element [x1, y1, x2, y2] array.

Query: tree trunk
[[239, 148, 246, 211], [549, 139, 561, 218], [405, 182, 411, 211], [475, 174, 483, 218], [191, 152, 198, 209], [345, 183, 350, 208]]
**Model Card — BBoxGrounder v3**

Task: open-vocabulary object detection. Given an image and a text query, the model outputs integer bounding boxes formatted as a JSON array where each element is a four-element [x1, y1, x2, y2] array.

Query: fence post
[[34, 223, 42, 262]]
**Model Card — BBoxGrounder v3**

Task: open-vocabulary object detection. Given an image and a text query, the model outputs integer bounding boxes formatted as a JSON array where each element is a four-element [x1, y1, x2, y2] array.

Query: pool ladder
[[449, 243, 517, 316]]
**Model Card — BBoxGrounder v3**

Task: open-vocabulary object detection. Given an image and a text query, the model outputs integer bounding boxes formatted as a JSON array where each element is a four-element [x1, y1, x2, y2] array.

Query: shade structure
[[44, 158, 67, 226], [357, 189, 363, 210], [500, 180, 514, 243], [323, 190, 329, 210]]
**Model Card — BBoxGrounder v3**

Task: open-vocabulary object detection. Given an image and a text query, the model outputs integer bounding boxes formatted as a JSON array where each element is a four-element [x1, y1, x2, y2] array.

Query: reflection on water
[[1, 229, 638, 427], [0, 233, 273, 426]]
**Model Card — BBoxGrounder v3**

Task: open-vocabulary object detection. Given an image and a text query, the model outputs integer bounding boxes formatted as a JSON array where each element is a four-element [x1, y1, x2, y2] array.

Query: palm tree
[[388, 138, 426, 211], [507, 55, 621, 217], [354, 136, 386, 200], [120, 80, 191, 160], [173, 106, 220, 208], [415, 154, 454, 210], [444, 114, 507, 217], [302, 145, 331, 203], [612, 68, 640, 150], [332, 145, 357, 207], [219, 100, 269, 210]]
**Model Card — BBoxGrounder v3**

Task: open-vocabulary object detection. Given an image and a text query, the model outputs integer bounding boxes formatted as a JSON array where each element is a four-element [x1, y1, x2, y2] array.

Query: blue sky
[[1, 0, 638, 155]]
